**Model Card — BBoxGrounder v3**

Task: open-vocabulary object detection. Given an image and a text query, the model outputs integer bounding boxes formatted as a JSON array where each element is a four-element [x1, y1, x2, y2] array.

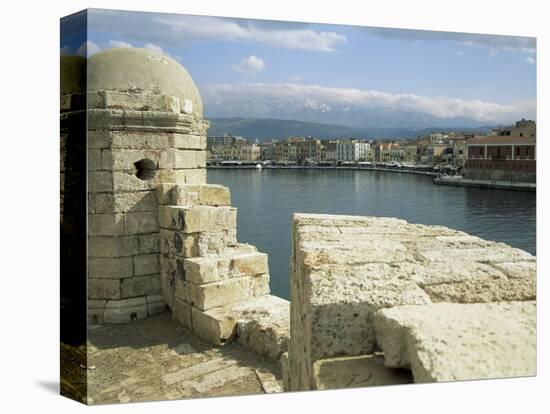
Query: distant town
[[207, 119, 536, 185]]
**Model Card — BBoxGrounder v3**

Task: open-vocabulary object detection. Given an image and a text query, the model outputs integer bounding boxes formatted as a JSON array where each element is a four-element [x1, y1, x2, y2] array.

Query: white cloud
[[144, 43, 164, 53], [203, 82, 535, 123], [233, 55, 265, 74], [108, 40, 132, 48], [289, 75, 302, 82], [525, 56, 536, 64], [76, 41, 100, 57], [88, 10, 346, 52]]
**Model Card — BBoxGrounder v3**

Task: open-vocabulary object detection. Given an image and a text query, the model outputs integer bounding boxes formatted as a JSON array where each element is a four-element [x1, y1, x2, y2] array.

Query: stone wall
[[288, 213, 536, 390]]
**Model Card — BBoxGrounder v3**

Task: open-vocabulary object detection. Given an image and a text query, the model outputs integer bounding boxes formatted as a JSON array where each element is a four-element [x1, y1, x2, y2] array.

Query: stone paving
[[86, 311, 283, 405]]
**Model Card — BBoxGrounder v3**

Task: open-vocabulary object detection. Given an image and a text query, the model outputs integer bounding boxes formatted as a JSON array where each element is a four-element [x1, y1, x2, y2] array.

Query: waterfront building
[[491, 119, 536, 138], [376, 142, 402, 163], [402, 144, 418, 164], [296, 138, 322, 164], [336, 139, 371, 161], [323, 141, 337, 161], [463, 135, 536, 182]]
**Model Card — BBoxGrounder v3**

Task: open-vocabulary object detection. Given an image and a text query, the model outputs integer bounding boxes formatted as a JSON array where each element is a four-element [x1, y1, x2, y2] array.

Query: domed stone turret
[[87, 48, 203, 117]]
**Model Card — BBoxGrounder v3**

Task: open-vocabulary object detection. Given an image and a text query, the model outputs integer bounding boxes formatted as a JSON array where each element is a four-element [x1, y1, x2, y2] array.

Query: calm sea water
[[208, 168, 537, 300]]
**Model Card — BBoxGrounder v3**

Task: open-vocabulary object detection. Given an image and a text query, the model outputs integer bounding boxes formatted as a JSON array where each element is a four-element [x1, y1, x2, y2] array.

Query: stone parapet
[[289, 213, 536, 391]]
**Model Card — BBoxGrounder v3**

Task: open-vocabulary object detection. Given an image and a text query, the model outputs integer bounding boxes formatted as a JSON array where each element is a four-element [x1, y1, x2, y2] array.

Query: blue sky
[[61, 8, 536, 123]]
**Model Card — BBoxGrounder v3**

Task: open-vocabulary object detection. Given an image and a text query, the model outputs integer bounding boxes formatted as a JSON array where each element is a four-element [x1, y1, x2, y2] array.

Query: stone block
[[170, 133, 206, 150], [88, 131, 111, 149], [138, 233, 159, 254], [184, 257, 220, 284], [490, 261, 536, 279], [113, 171, 158, 192], [185, 278, 250, 311], [250, 273, 270, 297], [88, 257, 133, 279], [124, 211, 158, 234], [103, 297, 148, 324], [191, 306, 238, 345], [159, 205, 236, 233], [112, 191, 157, 213], [133, 254, 160, 276], [156, 168, 206, 185], [231, 253, 269, 277], [159, 229, 197, 257], [88, 235, 139, 257], [88, 149, 102, 171], [89, 213, 125, 236], [120, 275, 161, 298], [372, 301, 537, 382], [172, 298, 192, 329], [89, 278, 120, 300], [111, 131, 171, 149], [88, 171, 113, 192], [87, 300, 106, 325], [312, 355, 413, 390], [146, 294, 166, 316], [102, 149, 160, 171], [156, 183, 176, 205], [159, 149, 205, 169], [92, 193, 115, 214]]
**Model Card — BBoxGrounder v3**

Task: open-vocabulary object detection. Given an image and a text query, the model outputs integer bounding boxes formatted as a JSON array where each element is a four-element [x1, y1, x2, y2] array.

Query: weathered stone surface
[[102, 149, 160, 171], [124, 211, 158, 234], [88, 236, 139, 257], [160, 229, 237, 258], [174, 184, 231, 207], [88, 171, 113, 192], [312, 355, 413, 390], [87, 300, 106, 325], [88, 130, 111, 149], [156, 183, 176, 205], [191, 307, 238, 345], [423, 278, 536, 303], [159, 205, 236, 233], [120, 275, 161, 298], [88, 257, 133, 279], [372, 301, 537, 382], [89, 213, 124, 236], [159, 149, 206, 170], [185, 278, 250, 311], [112, 191, 157, 213], [133, 254, 160, 276], [110, 131, 170, 150], [289, 213, 537, 391], [170, 133, 206, 150], [138, 233, 159, 254], [172, 298, 192, 329], [156, 168, 207, 186], [103, 297, 148, 324], [89, 279, 120, 300], [146, 294, 166, 316]]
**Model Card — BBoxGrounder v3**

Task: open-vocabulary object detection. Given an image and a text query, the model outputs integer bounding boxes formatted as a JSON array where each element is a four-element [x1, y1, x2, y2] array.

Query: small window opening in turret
[[134, 158, 157, 181]]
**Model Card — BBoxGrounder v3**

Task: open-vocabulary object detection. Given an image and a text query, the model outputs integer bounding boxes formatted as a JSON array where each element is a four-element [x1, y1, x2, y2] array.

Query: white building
[[336, 140, 371, 161]]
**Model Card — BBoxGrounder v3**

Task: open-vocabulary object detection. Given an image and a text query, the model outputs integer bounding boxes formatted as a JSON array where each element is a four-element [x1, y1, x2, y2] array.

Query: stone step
[[159, 205, 237, 234], [184, 250, 269, 285], [157, 183, 231, 207], [187, 295, 290, 361]]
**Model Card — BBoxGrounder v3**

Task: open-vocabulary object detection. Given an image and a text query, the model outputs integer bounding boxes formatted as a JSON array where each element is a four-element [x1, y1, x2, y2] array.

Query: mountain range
[[207, 117, 495, 141]]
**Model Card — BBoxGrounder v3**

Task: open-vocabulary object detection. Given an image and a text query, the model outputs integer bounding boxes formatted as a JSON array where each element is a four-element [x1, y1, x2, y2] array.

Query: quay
[[433, 176, 536, 192]]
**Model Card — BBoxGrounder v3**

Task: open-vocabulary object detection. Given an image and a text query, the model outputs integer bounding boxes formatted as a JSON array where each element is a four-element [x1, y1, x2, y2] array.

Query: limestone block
[[110, 131, 171, 149], [372, 301, 537, 382], [172, 298, 192, 329], [156, 183, 176, 205], [146, 294, 166, 316], [89, 213, 125, 236], [124, 211, 158, 235], [191, 307, 238, 345], [312, 355, 413, 390], [92, 193, 115, 214], [184, 257, 220, 284], [88, 235, 139, 258], [423, 278, 536, 303], [418, 247, 535, 264], [103, 297, 148, 324], [88, 171, 113, 192], [171, 133, 206, 150], [491, 261, 537, 279], [102, 149, 160, 171], [231, 253, 268, 277], [185, 278, 250, 311], [103, 91, 150, 110], [159, 149, 206, 170], [250, 274, 270, 297], [133, 254, 160, 276], [159, 229, 197, 257], [88, 278, 120, 300], [156, 168, 206, 185], [280, 352, 290, 392], [195, 230, 237, 256], [113, 171, 158, 192], [88, 131, 111, 149], [88, 109, 124, 130], [111, 191, 157, 213], [198, 184, 231, 206], [88, 149, 102, 171], [138, 234, 159, 254], [173, 185, 200, 207], [159, 205, 236, 233], [120, 275, 161, 298], [88, 257, 133, 279], [87, 300, 106, 325]]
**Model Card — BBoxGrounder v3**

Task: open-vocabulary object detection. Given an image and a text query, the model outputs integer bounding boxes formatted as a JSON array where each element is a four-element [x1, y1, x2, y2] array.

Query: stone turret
[[62, 47, 210, 324]]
